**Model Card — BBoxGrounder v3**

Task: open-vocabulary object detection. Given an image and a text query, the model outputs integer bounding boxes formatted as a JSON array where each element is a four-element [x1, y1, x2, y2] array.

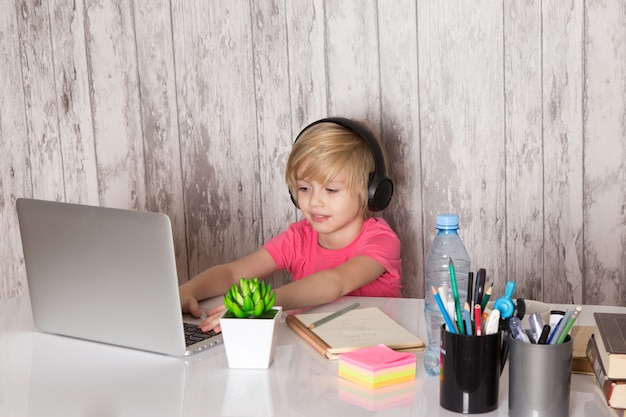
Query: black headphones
[[290, 117, 394, 212]]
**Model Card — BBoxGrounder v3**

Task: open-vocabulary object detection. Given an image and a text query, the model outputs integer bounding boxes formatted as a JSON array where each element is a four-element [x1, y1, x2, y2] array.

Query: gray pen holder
[[508, 332, 572, 417]]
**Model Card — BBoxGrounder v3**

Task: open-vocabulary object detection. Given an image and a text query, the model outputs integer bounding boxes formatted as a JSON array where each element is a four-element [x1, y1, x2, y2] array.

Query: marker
[[484, 309, 501, 335], [308, 302, 359, 329], [432, 285, 457, 334], [448, 258, 465, 335], [556, 305, 582, 344], [549, 310, 573, 345], [474, 303, 483, 336]]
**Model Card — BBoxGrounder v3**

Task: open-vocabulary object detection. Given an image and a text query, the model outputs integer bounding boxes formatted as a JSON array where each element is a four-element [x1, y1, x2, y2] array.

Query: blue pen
[[431, 285, 457, 334], [547, 317, 563, 344]]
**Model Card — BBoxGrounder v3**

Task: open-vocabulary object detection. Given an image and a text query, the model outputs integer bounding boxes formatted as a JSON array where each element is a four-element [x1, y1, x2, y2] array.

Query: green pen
[[448, 257, 465, 335], [556, 305, 582, 344]]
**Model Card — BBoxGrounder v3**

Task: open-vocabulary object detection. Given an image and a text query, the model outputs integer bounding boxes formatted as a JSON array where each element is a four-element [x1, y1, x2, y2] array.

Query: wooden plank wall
[[1, 0, 624, 306]]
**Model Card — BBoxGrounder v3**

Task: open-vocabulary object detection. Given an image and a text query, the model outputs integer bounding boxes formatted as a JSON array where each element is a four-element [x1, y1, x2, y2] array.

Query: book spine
[[588, 334, 618, 407]]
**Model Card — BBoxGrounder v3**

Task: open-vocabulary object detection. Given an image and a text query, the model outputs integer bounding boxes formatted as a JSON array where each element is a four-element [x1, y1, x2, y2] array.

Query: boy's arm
[[273, 255, 385, 311], [179, 248, 277, 317]]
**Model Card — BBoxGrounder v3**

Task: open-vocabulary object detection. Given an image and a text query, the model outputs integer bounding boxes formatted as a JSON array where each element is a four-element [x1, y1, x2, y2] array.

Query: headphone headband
[[292, 117, 394, 212]]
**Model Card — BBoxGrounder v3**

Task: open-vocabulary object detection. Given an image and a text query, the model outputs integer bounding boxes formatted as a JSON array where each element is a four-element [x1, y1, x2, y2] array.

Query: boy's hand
[[198, 304, 227, 333], [180, 293, 202, 318]]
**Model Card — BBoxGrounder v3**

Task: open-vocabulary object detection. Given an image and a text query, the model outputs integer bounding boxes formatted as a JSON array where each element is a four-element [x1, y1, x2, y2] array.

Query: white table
[[0, 294, 620, 416]]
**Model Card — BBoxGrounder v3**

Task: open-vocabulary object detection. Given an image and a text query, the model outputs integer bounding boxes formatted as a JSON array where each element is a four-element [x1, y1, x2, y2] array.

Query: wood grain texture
[[0, 0, 31, 298], [133, 0, 189, 284], [1, 1, 625, 307], [171, 0, 261, 279], [542, 0, 584, 304], [583, 0, 626, 305], [84, 0, 146, 209], [377, 1, 424, 298], [417, 0, 506, 291], [17, 0, 65, 201], [503, 0, 545, 301], [48, 0, 99, 206]]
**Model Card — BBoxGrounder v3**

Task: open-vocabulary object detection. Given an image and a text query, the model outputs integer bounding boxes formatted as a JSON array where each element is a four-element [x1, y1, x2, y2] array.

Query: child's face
[[295, 165, 364, 249]]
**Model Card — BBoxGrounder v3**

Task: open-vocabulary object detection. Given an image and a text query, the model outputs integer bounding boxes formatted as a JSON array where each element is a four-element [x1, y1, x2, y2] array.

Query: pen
[[467, 271, 474, 307], [476, 268, 486, 309], [448, 258, 465, 335], [464, 302, 473, 336], [537, 324, 551, 344], [528, 312, 544, 343], [509, 317, 531, 343], [480, 283, 493, 312], [432, 285, 457, 334], [474, 303, 483, 336], [556, 305, 582, 344], [473, 269, 483, 307], [308, 302, 359, 329]]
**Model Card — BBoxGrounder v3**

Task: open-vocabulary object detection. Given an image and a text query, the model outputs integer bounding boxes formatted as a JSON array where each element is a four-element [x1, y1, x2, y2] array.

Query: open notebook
[[286, 306, 424, 359]]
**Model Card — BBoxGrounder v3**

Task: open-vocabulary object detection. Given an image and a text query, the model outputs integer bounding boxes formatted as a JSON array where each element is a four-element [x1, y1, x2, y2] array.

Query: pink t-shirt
[[263, 217, 402, 297]]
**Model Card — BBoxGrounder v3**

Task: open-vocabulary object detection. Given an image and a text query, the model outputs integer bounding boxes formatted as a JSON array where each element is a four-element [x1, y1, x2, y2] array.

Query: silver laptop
[[16, 198, 222, 356]]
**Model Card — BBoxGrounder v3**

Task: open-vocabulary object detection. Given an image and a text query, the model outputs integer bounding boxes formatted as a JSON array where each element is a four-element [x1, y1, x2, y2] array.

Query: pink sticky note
[[339, 344, 416, 372]]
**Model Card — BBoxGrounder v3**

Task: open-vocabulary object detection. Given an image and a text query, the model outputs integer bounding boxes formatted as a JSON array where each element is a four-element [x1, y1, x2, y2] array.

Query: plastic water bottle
[[423, 213, 471, 376]]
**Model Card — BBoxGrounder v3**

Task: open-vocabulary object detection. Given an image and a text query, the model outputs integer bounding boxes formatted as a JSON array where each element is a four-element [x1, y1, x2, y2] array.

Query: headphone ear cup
[[367, 173, 394, 212], [289, 190, 298, 208]]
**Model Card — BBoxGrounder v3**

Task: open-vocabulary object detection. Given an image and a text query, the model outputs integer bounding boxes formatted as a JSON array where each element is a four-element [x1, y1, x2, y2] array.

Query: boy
[[179, 117, 402, 332]]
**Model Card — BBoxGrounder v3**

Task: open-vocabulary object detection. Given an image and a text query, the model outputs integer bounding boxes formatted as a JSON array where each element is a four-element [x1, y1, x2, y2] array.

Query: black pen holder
[[439, 324, 502, 414]]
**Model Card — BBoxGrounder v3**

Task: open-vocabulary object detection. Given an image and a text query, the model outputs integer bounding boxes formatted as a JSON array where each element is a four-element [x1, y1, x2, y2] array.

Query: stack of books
[[587, 313, 626, 416]]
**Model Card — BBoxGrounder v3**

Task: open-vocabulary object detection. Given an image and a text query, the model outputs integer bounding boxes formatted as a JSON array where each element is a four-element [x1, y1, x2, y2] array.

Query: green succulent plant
[[223, 277, 277, 318]]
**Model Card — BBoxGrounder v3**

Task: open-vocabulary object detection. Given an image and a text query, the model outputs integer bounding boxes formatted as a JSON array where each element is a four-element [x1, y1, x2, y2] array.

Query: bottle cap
[[436, 213, 459, 230]]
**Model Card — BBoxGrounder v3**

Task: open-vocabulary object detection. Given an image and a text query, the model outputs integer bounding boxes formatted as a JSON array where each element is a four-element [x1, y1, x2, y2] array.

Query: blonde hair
[[285, 121, 376, 218]]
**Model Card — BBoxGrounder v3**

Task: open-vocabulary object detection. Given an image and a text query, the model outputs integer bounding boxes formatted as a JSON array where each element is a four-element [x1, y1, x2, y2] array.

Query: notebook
[[16, 198, 222, 356], [286, 305, 425, 359]]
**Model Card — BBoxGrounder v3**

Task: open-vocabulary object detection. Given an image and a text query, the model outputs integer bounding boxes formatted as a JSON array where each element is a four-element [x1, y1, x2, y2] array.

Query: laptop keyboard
[[183, 322, 217, 347]]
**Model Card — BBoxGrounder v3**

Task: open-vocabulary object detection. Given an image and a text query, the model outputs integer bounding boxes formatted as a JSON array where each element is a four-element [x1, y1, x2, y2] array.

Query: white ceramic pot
[[219, 306, 282, 369]]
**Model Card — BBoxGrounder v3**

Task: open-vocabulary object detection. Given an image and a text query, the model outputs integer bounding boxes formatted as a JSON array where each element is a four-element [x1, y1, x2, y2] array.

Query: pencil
[[480, 283, 493, 312], [308, 302, 360, 329], [474, 303, 483, 336], [464, 302, 473, 336]]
